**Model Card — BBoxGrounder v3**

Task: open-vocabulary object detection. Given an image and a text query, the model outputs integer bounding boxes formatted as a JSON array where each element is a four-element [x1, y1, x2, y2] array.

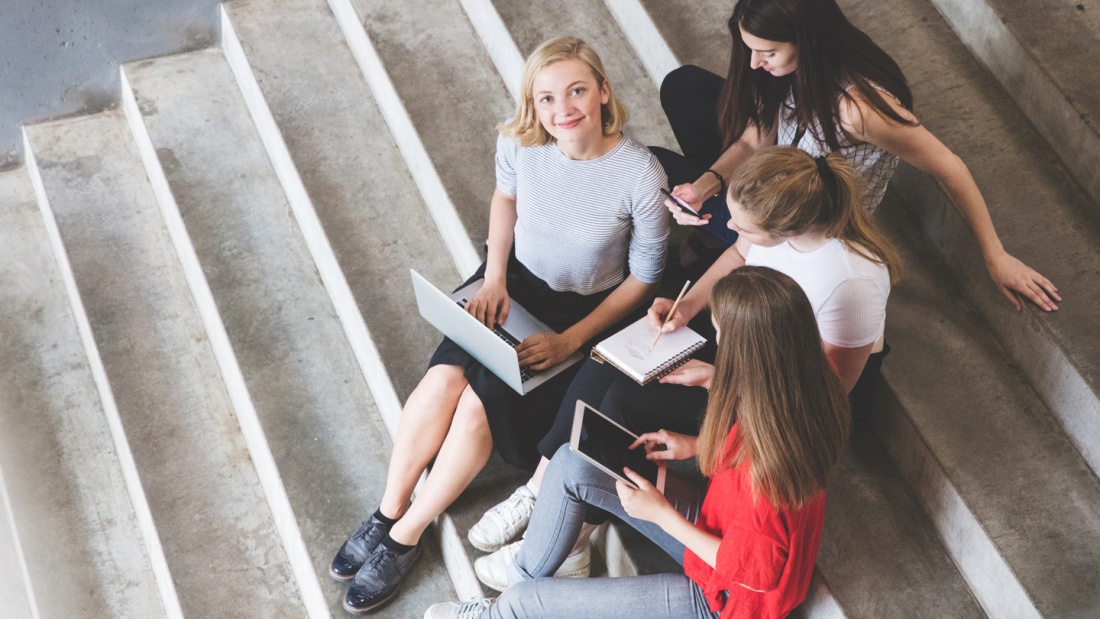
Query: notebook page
[[595, 317, 706, 381]]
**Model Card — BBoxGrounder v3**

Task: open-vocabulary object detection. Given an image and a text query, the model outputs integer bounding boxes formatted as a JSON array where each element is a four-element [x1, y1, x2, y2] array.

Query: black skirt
[[428, 254, 616, 470]]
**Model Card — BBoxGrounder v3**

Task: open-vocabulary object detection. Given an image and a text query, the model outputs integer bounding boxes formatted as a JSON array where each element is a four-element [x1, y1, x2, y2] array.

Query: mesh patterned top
[[776, 86, 900, 214]]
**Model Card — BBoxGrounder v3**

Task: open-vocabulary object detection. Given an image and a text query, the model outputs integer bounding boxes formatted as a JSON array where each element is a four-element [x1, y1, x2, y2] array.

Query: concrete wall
[[0, 0, 221, 168]]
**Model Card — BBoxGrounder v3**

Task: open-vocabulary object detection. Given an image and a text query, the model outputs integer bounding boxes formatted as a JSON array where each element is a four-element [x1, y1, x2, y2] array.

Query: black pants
[[537, 358, 710, 461], [650, 65, 738, 248], [850, 343, 891, 422]]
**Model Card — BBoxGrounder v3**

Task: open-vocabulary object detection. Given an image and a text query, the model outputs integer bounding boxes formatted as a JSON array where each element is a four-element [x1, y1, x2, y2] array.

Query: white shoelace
[[457, 598, 494, 619]]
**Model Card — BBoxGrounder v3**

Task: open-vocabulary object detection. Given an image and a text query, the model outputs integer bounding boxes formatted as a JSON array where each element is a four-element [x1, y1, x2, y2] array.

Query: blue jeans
[[482, 446, 720, 619]]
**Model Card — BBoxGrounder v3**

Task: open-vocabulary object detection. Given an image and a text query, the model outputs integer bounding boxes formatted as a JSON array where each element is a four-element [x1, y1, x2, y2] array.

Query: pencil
[[651, 280, 691, 350]]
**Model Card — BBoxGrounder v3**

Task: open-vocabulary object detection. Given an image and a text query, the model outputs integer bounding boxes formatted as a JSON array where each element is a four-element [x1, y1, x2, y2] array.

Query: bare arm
[[840, 94, 1060, 312], [658, 509, 722, 568], [649, 235, 752, 332], [482, 188, 517, 285], [517, 275, 656, 370], [668, 123, 777, 224], [466, 189, 518, 327], [698, 123, 775, 195], [618, 469, 722, 568]]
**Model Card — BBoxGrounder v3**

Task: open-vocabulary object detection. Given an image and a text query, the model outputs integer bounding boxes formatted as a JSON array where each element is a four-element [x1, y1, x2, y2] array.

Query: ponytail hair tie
[[814, 155, 839, 209]]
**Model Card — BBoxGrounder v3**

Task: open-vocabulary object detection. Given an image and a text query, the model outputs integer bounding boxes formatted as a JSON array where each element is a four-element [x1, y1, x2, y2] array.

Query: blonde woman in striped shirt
[[330, 36, 669, 614]]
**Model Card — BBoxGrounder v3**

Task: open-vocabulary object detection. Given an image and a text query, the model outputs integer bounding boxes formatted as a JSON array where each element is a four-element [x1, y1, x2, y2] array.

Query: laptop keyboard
[[457, 298, 540, 383]]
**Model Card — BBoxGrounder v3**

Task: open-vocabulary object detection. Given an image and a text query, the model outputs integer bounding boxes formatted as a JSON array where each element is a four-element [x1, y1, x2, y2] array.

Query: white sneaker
[[423, 597, 494, 619], [474, 540, 591, 592], [468, 486, 536, 552]]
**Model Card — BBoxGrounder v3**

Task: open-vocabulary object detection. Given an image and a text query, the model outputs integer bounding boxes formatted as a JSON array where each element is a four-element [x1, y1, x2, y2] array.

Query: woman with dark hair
[[657, 0, 1059, 313], [425, 266, 852, 619]]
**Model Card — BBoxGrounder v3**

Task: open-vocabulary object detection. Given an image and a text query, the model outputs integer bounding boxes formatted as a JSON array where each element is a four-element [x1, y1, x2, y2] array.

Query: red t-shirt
[[682, 425, 826, 619]]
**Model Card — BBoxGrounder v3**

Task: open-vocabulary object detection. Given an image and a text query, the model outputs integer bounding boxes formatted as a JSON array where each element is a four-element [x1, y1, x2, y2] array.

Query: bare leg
[[378, 365, 468, 520], [389, 384, 494, 545]]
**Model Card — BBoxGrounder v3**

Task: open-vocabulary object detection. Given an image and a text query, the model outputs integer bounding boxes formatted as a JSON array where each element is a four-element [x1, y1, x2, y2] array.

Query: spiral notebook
[[590, 317, 707, 385]]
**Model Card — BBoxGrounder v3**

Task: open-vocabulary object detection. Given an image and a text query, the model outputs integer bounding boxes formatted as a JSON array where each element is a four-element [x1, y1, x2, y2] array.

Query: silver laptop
[[410, 269, 584, 395]]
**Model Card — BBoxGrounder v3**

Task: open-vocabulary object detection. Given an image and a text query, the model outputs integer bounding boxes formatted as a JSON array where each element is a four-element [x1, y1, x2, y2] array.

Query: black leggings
[[650, 65, 738, 248]]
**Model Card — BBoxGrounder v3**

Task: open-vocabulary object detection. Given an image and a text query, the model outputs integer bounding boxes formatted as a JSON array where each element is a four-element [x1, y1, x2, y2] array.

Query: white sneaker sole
[[468, 530, 512, 553], [475, 554, 591, 591]]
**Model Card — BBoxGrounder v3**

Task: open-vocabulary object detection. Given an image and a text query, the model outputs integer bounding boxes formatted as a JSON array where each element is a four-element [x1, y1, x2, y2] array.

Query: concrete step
[[477, 0, 677, 151], [225, 0, 469, 403], [0, 466, 33, 619], [874, 201, 1100, 618], [221, 0, 499, 603], [336, 0, 514, 270], [121, 39, 459, 616], [927, 0, 1100, 210], [0, 167, 169, 618], [23, 111, 307, 617], [633, 0, 1100, 488], [811, 429, 985, 619], [851, 0, 1100, 482]]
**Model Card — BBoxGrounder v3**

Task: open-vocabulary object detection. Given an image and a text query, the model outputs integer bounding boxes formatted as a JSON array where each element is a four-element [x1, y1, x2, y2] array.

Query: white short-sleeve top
[[745, 239, 890, 348]]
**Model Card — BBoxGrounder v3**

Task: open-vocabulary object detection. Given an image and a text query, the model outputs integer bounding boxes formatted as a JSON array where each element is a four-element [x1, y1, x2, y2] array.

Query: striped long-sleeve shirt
[[495, 132, 670, 295]]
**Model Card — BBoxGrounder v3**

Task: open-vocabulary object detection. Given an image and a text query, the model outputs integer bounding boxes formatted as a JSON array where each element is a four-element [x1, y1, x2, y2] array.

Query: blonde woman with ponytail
[[654, 146, 898, 396], [426, 267, 850, 619]]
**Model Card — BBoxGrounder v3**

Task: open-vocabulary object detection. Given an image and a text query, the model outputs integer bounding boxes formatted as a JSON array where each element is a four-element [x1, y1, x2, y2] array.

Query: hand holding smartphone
[[659, 187, 702, 218]]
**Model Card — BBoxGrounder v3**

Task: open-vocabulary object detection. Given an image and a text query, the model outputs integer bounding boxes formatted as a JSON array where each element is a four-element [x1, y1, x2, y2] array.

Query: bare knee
[[449, 387, 492, 440], [411, 365, 468, 403]]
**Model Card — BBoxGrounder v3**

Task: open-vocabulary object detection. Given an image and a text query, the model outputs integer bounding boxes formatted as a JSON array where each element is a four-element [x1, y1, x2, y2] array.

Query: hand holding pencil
[[651, 280, 691, 350]]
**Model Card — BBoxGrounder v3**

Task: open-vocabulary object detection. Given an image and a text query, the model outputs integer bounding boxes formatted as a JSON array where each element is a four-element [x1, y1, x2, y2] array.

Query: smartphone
[[659, 188, 703, 218]]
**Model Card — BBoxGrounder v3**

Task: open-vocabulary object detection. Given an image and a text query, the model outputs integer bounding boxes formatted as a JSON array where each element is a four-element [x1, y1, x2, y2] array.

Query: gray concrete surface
[[0, 0, 221, 169], [850, 0, 1100, 477], [225, 0, 464, 402], [874, 202, 1100, 618], [0, 474, 33, 619], [123, 41, 456, 615], [0, 168, 166, 618], [929, 0, 1100, 211], [636, 0, 729, 77], [491, 0, 677, 151], [352, 0, 515, 250], [815, 429, 985, 619], [25, 111, 305, 618]]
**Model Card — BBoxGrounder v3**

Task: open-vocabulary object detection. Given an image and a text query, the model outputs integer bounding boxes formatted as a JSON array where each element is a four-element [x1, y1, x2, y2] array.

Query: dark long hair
[[717, 0, 915, 151]]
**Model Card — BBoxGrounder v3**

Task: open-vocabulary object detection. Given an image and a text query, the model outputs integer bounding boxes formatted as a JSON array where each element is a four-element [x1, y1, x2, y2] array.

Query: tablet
[[569, 400, 665, 492]]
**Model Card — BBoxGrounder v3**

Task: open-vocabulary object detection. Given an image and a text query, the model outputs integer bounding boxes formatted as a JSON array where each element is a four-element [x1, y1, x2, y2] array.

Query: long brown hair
[[498, 36, 628, 147], [718, 0, 916, 151], [729, 146, 901, 283], [697, 267, 850, 509]]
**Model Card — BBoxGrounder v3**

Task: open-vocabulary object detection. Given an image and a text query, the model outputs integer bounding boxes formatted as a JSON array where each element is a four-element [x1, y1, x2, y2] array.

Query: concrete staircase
[[0, 0, 1096, 617]]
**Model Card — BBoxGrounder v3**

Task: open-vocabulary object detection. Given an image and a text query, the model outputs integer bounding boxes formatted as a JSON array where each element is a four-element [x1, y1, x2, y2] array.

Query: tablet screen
[[573, 403, 660, 487]]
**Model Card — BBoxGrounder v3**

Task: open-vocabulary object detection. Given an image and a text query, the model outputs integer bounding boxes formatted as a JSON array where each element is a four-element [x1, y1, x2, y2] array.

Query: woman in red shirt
[[425, 266, 851, 619]]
